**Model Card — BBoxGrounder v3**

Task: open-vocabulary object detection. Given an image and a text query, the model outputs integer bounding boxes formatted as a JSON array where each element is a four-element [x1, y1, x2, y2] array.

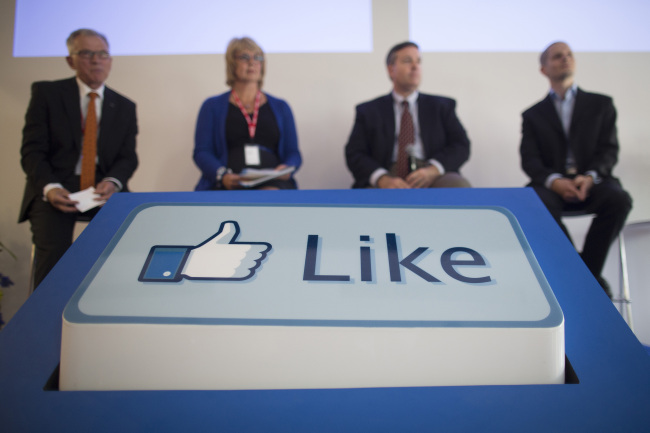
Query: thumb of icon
[[212, 221, 239, 245], [183, 221, 271, 279]]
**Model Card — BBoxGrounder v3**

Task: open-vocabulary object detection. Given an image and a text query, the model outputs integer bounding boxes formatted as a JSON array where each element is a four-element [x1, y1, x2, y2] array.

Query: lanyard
[[231, 90, 262, 140]]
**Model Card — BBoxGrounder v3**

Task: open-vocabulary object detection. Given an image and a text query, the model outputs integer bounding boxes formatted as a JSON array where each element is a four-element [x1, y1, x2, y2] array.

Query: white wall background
[[1, 0, 649, 326]]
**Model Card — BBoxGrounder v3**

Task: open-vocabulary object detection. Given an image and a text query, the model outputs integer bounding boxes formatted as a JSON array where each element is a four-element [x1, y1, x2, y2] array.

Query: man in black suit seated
[[19, 28, 138, 289], [345, 41, 471, 189], [520, 41, 632, 296]]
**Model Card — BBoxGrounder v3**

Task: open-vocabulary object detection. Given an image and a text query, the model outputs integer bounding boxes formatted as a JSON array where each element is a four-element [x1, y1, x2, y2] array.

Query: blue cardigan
[[193, 91, 302, 191]]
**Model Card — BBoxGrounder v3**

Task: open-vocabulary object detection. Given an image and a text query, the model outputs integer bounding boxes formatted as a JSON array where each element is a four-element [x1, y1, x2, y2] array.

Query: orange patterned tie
[[80, 92, 98, 190], [396, 100, 415, 179]]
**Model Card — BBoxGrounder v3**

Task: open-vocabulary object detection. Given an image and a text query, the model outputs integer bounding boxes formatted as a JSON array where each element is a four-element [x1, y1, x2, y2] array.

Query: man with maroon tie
[[345, 41, 471, 189]]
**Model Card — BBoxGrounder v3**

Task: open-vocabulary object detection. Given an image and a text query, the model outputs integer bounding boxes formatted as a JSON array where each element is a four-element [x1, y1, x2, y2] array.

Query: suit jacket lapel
[[540, 94, 565, 138], [417, 94, 432, 148], [378, 93, 396, 166], [569, 88, 587, 137], [98, 87, 117, 166], [62, 78, 83, 151], [380, 93, 395, 140]]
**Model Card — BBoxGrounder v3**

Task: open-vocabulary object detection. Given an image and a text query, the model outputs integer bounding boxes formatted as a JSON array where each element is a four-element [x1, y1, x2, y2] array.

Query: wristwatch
[[215, 166, 232, 189]]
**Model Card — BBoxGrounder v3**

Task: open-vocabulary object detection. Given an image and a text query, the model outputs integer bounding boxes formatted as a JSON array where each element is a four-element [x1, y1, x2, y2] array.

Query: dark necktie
[[396, 100, 414, 179], [80, 92, 98, 190]]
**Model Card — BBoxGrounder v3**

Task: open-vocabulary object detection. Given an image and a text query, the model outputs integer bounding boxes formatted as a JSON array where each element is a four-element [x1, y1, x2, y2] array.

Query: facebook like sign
[[138, 220, 272, 282], [60, 204, 564, 391]]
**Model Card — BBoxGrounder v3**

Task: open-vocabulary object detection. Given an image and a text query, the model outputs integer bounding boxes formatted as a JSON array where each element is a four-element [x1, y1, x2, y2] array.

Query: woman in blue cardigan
[[193, 37, 302, 191]]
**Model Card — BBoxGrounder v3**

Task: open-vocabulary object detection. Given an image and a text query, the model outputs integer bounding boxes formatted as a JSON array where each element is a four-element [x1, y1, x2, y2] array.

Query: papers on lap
[[238, 166, 295, 188], [69, 187, 104, 213]]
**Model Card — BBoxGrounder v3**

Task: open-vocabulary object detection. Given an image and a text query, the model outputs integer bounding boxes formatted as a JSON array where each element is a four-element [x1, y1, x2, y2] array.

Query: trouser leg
[[28, 199, 77, 289], [580, 180, 633, 277]]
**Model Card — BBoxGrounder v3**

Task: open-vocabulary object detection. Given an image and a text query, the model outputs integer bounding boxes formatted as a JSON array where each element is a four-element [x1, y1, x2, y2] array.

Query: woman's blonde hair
[[225, 37, 265, 88]]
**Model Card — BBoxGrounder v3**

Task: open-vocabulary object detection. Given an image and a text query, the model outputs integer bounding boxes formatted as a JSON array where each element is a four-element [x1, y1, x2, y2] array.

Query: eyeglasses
[[73, 50, 111, 60], [236, 54, 264, 63], [398, 56, 421, 65]]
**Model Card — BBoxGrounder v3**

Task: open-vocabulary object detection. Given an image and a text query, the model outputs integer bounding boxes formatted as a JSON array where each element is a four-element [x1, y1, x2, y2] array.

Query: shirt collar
[[76, 76, 106, 99], [392, 89, 419, 106], [549, 84, 577, 102]]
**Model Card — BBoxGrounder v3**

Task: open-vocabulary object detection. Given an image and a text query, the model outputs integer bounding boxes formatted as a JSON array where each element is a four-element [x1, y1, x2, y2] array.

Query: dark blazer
[[520, 88, 619, 186], [19, 77, 138, 222], [345, 92, 470, 188]]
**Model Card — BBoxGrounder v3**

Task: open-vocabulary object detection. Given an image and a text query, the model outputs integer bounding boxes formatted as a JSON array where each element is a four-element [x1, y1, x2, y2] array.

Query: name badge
[[244, 145, 261, 166]]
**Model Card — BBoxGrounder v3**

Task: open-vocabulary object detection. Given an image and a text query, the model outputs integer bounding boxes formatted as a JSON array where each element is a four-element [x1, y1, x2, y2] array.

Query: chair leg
[[618, 233, 634, 330], [28, 244, 36, 296]]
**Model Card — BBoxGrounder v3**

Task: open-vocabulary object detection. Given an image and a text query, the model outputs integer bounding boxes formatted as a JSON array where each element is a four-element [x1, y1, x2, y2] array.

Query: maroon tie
[[80, 92, 98, 190], [396, 100, 414, 179]]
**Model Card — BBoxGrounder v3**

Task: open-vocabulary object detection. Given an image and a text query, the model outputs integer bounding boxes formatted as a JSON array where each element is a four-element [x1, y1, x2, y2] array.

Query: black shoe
[[596, 276, 613, 299]]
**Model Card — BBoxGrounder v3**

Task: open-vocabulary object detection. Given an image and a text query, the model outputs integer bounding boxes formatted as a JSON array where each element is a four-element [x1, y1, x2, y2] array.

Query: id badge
[[244, 145, 261, 166]]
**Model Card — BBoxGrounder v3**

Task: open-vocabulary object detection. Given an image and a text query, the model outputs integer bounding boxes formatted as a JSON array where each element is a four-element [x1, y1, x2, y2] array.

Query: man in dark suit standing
[[520, 41, 632, 296], [19, 28, 138, 289], [345, 41, 471, 189]]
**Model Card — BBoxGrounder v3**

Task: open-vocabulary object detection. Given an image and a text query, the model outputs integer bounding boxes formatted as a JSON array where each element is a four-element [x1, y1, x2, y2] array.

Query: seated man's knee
[[619, 189, 633, 212], [433, 173, 471, 188], [606, 186, 633, 214]]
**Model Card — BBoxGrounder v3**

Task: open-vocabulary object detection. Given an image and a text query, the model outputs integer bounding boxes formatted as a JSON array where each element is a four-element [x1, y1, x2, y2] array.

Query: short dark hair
[[66, 29, 109, 54], [540, 41, 567, 66], [386, 41, 419, 66]]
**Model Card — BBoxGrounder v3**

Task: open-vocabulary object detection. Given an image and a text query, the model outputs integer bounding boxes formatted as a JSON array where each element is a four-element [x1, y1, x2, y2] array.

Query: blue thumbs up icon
[[138, 221, 272, 282]]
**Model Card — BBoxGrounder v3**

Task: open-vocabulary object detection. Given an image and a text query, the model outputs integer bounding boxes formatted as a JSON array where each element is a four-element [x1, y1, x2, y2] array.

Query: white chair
[[618, 221, 650, 344]]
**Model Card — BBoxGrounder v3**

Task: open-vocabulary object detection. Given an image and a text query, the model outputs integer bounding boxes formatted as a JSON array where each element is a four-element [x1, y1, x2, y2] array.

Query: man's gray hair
[[66, 29, 109, 54]]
